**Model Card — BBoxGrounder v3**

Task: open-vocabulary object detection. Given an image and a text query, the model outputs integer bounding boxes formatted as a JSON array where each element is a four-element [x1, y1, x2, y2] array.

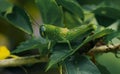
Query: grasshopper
[[39, 24, 96, 50]]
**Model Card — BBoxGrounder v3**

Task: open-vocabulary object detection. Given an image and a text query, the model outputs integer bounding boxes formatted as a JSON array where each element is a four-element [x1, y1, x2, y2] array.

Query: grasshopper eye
[[40, 25, 46, 37]]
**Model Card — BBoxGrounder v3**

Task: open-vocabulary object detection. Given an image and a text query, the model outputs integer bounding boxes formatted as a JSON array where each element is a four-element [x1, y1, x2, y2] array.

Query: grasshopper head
[[39, 24, 58, 38], [40, 25, 46, 38], [39, 24, 66, 41]]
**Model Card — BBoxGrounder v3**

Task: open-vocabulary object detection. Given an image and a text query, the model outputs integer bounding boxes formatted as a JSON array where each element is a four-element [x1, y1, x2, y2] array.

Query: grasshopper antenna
[[25, 10, 41, 26], [24, 8, 44, 37], [22, 6, 44, 27]]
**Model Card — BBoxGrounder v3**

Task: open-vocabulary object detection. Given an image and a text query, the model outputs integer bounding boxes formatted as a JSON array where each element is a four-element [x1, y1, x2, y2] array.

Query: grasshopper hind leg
[[58, 40, 73, 50]]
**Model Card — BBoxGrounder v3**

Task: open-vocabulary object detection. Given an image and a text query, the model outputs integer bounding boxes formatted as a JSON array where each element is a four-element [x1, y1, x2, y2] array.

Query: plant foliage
[[0, 0, 120, 74]]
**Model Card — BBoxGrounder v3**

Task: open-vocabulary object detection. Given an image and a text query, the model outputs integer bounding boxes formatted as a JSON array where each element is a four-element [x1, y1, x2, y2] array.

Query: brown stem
[[89, 44, 120, 53]]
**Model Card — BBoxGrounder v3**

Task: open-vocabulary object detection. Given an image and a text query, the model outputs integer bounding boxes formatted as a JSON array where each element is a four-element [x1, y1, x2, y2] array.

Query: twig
[[89, 44, 120, 53], [0, 55, 48, 67]]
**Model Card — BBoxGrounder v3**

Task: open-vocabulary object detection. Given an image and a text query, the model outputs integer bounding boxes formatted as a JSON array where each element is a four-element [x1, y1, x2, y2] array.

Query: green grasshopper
[[39, 24, 96, 50]]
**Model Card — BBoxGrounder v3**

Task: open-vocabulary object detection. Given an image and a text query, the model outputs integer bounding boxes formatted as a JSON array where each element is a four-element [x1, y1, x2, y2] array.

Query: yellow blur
[[0, 46, 10, 60]]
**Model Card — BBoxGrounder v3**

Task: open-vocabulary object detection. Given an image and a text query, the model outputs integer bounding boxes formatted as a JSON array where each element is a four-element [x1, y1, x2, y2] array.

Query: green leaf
[[95, 15, 116, 27], [0, 0, 13, 12], [64, 12, 82, 28], [93, 3, 120, 19], [12, 38, 48, 53], [64, 55, 101, 74], [56, 0, 84, 20], [93, 3, 120, 27], [83, 28, 114, 44], [93, 28, 113, 39], [104, 31, 120, 43], [6, 6, 33, 34], [46, 46, 70, 71], [36, 0, 63, 26]]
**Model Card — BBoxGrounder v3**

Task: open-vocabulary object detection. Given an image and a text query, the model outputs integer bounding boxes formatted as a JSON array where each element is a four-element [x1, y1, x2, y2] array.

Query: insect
[[39, 24, 96, 50]]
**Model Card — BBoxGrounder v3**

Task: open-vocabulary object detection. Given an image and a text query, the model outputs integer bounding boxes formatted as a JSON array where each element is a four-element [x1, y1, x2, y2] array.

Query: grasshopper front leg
[[48, 41, 51, 50]]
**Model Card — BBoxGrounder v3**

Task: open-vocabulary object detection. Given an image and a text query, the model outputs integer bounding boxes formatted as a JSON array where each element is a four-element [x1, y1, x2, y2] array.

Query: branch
[[0, 55, 48, 67], [0, 44, 120, 68], [89, 44, 120, 53]]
